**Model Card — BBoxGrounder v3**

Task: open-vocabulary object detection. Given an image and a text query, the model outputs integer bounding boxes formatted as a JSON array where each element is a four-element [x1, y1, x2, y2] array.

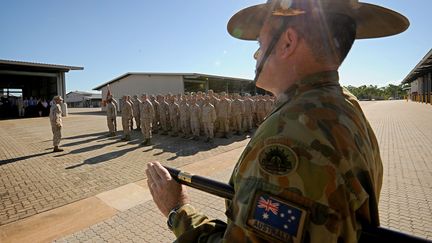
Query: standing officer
[[140, 94, 155, 146], [201, 97, 217, 143], [132, 95, 141, 131], [242, 93, 255, 133], [106, 97, 117, 137], [150, 95, 160, 134], [146, 0, 409, 242], [216, 92, 231, 138], [49, 95, 64, 152], [121, 95, 133, 141], [179, 95, 191, 138], [168, 97, 180, 137], [231, 93, 245, 135], [189, 96, 201, 140], [158, 95, 169, 135]]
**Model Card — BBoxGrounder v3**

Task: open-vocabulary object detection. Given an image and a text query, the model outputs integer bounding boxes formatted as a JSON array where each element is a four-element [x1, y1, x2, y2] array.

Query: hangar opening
[[0, 60, 83, 119]]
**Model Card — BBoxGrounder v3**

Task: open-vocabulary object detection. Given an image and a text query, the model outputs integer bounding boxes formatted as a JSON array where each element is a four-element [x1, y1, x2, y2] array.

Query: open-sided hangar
[[403, 49, 432, 104], [0, 59, 83, 100]]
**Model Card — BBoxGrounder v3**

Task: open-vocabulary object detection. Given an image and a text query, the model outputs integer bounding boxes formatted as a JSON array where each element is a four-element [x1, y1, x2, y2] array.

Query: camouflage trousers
[[243, 115, 253, 131], [134, 114, 140, 129], [107, 117, 116, 133], [218, 117, 230, 134], [190, 119, 200, 137], [203, 122, 214, 139], [122, 117, 131, 136], [159, 115, 168, 133], [51, 125, 62, 147], [141, 119, 152, 139], [180, 118, 190, 135], [232, 115, 242, 133]]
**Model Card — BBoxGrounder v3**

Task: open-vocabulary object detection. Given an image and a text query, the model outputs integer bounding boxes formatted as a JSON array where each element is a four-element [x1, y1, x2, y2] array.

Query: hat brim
[[227, 2, 409, 40]]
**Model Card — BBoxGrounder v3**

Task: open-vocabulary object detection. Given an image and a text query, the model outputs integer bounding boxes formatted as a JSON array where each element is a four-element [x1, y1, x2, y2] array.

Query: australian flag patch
[[247, 192, 308, 242]]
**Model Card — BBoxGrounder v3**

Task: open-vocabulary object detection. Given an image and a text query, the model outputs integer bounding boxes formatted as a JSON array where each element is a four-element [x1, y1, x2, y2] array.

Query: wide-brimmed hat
[[227, 0, 409, 40]]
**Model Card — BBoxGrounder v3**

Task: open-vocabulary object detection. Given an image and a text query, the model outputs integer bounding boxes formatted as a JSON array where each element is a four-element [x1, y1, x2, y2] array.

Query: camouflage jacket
[[172, 71, 383, 243]]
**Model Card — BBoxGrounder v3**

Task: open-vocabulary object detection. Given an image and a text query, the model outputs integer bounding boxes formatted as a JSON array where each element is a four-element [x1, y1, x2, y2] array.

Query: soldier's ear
[[280, 27, 298, 59]]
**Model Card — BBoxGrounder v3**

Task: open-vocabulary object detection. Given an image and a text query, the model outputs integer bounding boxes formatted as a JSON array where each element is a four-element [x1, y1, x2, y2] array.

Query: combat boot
[[53, 146, 64, 152]]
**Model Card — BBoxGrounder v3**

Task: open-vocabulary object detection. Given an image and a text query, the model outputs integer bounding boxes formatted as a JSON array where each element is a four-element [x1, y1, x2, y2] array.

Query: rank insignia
[[247, 192, 308, 243], [258, 144, 298, 176]]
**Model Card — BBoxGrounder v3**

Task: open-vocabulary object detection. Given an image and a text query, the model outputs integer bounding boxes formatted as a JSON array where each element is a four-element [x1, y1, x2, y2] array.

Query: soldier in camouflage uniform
[[132, 95, 141, 131], [150, 95, 160, 134], [146, 0, 409, 242], [121, 95, 133, 141], [231, 93, 245, 135], [158, 95, 170, 135], [49, 95, 64, 152], [106, 97, 117, 137], [216, 92, 231, 138], [201, 97, 217, 143], [179, 96, 191, 138], [189, 97, 201, 140], [168, 96, 180, 137], [140, 94, 155, 146], [243, 93, 255, 132]]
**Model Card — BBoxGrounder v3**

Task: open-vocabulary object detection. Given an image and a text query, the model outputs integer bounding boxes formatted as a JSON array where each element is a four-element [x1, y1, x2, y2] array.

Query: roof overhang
[[0, 59, 84, 73], [402, 49, 432, 84]]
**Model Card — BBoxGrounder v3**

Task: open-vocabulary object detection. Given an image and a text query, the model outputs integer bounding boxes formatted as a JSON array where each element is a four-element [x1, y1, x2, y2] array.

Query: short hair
[[271, 12, 356, 65]]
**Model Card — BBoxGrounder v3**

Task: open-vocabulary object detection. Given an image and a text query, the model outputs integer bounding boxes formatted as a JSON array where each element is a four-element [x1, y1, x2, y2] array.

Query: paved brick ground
[[0, 109, 249, 225], [2, 101, 432, 241]]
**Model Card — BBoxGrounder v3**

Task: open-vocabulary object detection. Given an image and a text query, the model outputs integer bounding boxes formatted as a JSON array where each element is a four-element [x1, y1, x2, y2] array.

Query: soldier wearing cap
[[106, 97, 117, 137], [49, 95, 64, 152], [216, 91, 231, 138], [146, 0, 409, 242], [121, 95, 133, 141], [242, 93, 255, 132], [231, 93, 245, 135], [140, 94, 155, 146], [132, 95, 141, 131], [201, 97, 217, 143]]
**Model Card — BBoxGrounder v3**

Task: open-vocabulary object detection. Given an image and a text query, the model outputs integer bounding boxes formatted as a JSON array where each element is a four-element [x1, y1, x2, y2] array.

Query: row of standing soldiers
[[105, 90, 275, 145]]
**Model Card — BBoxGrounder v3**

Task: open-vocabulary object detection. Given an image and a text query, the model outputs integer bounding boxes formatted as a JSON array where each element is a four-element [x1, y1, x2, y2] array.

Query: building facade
[[93, 72, 258, 110], [403, 49, 432, 104], [66, 91, 102, 108]]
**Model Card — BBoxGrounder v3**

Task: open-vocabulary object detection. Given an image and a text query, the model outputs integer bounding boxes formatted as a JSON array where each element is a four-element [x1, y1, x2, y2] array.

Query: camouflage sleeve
[[171, 204, 227, 242]]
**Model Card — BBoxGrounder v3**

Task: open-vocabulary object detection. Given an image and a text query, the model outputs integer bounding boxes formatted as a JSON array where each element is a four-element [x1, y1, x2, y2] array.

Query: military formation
[[105, 91, 275, 145]]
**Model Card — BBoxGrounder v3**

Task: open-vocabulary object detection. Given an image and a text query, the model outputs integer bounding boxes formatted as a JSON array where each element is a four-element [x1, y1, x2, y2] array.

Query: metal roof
[[402, 48, 432, 84], [93, 72, 254, 90], [0, 59, 83, 71]]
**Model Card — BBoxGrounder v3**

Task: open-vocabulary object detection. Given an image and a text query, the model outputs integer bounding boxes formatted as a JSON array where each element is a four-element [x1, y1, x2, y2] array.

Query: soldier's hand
[[146, 161, 189, 217]]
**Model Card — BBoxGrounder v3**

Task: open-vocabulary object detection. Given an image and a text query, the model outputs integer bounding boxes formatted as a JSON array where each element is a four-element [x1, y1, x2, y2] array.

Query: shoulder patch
[[247, 191, 308, 242], [258, 144, 298, 176]]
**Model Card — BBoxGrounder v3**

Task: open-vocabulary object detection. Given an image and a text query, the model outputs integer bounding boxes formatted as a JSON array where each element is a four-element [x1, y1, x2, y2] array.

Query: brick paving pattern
[[0, 109, 248, 225], [1, 101, 432, 241]]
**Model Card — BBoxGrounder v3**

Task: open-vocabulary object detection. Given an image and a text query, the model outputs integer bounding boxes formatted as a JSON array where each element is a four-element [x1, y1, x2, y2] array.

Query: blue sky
[[0, 0, 430, 92]]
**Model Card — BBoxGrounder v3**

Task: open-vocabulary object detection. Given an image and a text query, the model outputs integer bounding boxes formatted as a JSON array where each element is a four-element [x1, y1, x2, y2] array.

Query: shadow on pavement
[[0, 151, 54, 166], [63, 131, 108, 140], [65, 145, 142, 169], [54, 140, 120, 157]]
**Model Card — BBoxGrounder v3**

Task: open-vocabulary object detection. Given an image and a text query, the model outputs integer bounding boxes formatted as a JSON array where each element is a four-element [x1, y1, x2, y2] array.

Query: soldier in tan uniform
[[121, 95, 133, 141], [140, 94, 155, 146], [255, 95, 266, 125], [146, 0, 409, 242], [216, 91, 231, 138], [106, 97, 117, 137], [178, 96, 190, 138], [231, 93, 245, 135], [168, 97, 180, 137], [132, 95, 141, 131], [189, 97, 201, 140], [158, 95, 169, 135], [150, 95, 160, 134], [264, 94, 274, 115], [49, 95, 64, 152], [242, 93, 255, 132], [201, 97, 217, 142]]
